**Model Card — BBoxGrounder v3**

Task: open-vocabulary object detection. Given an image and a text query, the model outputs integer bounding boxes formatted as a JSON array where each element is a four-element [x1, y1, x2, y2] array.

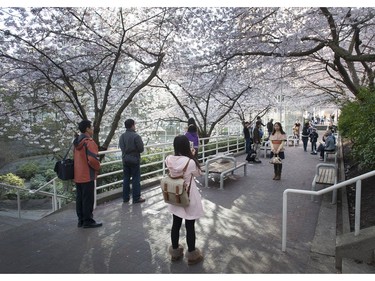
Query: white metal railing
[[95, 135, 245, 203], [0, 135, 245, 215], [282, 170, 375, 252], [0, 178, 69, 219]]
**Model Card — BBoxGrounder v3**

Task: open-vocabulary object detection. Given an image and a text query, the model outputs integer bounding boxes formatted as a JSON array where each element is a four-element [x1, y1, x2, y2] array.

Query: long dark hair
[[187, 117, 198, 133], [272, 122, 286, 135], [173, 135, 201, 170]]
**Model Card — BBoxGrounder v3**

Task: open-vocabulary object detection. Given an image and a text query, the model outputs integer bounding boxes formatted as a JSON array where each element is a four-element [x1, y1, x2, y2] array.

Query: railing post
[[94, 180, 97, 209], [282, 191, 288, 252], [202, 139, 206, 163], [17, 189, 21, 219], [355, 179, 362, 236], [162, 146, 166, 176], [52, 179, 58, 212]]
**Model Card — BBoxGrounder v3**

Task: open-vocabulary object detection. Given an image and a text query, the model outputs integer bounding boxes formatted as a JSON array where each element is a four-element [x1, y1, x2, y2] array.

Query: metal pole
[[17, 189, 21, 219], [53, 179, 58, 211], [354, 179, 362, 236], [94, 180, 97, 209], [282, 191, 288, 251]]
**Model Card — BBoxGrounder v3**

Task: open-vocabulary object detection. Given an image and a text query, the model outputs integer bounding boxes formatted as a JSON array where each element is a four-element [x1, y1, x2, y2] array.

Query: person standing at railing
[[166, 135, 204, 265], [74, 120, 102, 228], [270, 122, 287, 180], [185, 118, 199, 158], [252, 121, 263, 164], [243, 121, 252, 154], [119, 119, 146, 204]]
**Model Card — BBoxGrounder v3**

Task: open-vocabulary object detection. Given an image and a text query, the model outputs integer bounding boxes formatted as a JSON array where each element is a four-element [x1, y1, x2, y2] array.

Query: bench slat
[[316, 168, 335, 184]]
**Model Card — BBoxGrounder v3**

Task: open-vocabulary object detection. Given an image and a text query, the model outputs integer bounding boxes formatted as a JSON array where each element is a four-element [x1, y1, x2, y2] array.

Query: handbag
[[270, 154, 282, 164], [160, 159, 193, 207], [54, 142, 74, 180]]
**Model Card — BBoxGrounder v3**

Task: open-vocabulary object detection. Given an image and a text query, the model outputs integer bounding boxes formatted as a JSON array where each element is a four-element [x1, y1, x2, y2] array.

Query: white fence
[[95, 135, 245, 194]]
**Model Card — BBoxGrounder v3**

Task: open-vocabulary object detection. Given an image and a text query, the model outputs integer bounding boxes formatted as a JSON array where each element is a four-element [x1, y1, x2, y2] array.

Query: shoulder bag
[[54, 141, 74, 180]]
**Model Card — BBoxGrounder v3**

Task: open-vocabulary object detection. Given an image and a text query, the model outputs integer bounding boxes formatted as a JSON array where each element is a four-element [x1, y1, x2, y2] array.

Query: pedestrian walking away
[[73, 120, 102, 228], [269, 122, 287, 180], [119, 119, 146, 204], [301, 122, 310, 152], [165, 135, 204, 265]]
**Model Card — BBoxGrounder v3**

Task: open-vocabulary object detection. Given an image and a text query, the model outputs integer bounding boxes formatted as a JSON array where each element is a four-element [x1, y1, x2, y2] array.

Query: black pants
[[302, 137, 309, 151], [171, 214, 196, 252], [76, 181, 95, 224]]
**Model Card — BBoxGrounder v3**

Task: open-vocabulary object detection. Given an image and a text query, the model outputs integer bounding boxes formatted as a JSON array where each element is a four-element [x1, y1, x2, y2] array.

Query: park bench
[[324, 148, 338, 164], [287, 135, 299, 147], [203, 155, 247, 190], [259, 141, 271, 158], [311, 163, 338, 203]]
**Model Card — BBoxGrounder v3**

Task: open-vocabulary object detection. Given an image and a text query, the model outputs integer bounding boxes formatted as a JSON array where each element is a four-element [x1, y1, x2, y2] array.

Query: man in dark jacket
[[74, 120, 102, 228], [243, 121, 252, 154], [252, 121, 262, 164], [119, 119, 145, 204]]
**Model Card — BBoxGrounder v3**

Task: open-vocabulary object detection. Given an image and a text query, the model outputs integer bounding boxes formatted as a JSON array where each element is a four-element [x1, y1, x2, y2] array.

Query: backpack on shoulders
[[160, 160, 192, 207]]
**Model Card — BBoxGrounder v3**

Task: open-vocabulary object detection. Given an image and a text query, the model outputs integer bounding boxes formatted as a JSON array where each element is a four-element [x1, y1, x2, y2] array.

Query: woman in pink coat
[[165, 135, 204, 265]]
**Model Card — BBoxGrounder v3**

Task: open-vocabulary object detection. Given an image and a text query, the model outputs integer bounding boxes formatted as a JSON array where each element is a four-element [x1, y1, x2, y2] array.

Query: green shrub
[[43, 169, 57, 182], [0, 173, 25, 200], [338, 88, 375, 171], [30, 174, 46, 190], [16, 162, 39, 180], [0, 173, 25, 186]]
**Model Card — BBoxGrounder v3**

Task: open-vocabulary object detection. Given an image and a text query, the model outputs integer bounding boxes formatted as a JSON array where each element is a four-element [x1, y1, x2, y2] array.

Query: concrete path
[[0, 139, 340, 273]]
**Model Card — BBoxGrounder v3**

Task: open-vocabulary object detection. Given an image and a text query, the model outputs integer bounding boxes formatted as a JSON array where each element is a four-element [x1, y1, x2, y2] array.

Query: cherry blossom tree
[[0, 7, 170, 152]]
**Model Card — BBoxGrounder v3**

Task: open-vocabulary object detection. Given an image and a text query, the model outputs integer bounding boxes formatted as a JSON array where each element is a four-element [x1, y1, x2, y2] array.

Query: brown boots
[[273, 164, 282, 180], [186, 248, 204, 265], [169, 244, 184, 261], [169, 245, 203, 265]]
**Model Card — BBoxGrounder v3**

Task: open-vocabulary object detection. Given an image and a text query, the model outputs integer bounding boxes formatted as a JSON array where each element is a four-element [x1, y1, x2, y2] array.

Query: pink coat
[[165, 155, 205, 220]]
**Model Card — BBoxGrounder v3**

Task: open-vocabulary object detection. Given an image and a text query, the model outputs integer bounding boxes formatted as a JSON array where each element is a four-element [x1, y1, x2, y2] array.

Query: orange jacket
[[73, 133, 100, 183]]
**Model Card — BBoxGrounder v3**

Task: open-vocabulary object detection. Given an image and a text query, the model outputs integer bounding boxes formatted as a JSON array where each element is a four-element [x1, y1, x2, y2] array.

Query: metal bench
[[311, 163, 338, 203], [204, 155, 247, 190], [324, 149, 337, 164], [260, 141, 271, 158], [287, 135, 299, 147]]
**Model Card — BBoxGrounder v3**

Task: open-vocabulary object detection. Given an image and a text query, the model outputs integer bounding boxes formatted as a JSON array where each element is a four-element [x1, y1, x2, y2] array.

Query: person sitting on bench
[[317, 131, 336, 161]]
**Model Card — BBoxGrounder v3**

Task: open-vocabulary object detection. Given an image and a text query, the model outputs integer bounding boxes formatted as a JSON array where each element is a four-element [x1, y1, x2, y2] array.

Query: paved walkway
[[0, 139, 340, 273]]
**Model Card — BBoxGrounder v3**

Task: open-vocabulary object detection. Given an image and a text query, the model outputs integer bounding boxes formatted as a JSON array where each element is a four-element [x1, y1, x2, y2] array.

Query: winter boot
[[274, 164, 281, 180], [273, 165, 277, 180], [169, 244, 184, 261], [186, 248, 203, 265], [279, 164, 282, 180]]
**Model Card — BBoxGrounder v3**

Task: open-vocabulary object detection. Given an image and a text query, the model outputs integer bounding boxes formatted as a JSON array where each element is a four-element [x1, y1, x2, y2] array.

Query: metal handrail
[[93, 135, 244, 207], [0, 178, 69, 219], [282, 170, 375, 252]]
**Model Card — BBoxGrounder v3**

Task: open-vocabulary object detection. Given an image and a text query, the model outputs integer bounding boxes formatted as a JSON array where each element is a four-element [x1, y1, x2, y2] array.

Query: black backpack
[[246, 149, 257, 162]]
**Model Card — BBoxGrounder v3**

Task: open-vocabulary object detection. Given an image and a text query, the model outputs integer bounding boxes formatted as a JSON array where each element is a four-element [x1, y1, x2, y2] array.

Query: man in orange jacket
[[74, 120, 102, 228]]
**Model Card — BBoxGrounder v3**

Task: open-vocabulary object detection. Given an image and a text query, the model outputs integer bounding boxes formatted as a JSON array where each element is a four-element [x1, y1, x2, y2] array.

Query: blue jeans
[[245, 138, 251, 154], [122, 163, 141, 201]]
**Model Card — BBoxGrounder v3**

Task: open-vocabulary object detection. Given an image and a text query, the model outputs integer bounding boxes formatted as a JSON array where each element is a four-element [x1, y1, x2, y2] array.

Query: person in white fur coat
[[165, 135, 204, 265]]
